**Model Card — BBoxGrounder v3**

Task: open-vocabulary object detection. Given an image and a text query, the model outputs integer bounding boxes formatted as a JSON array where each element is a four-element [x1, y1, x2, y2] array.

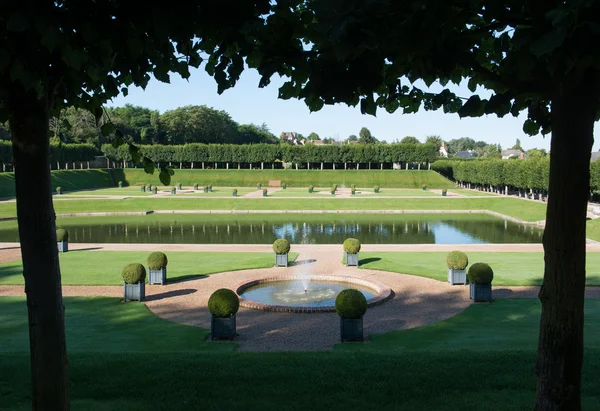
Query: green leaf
[[7, 12, 28, 32], [122, 87, 128, 97], [523, 119, 540, 136], [0, 48, 9, 73], [129, 145, 141, 164], [111, 130, 124, 148], [467, 77, 478, 93], [458, 95, 486, 118], [159, 168, 171, 185], [100, 123, 115, 137], [143, 157, 155, 174], [360, 96, 377, 116], [41, 27, 60, 52], [530, 28, 567, 57]]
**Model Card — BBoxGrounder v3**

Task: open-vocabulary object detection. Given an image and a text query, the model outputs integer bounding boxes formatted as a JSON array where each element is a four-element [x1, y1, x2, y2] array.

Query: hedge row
[[0, 141, 100, 164], [431, 158, 551, 192], [101, 143, 438, 164]]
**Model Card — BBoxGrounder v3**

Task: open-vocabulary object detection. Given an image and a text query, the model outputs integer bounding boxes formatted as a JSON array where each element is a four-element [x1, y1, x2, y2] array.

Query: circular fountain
[[236, 275, 393, 313]]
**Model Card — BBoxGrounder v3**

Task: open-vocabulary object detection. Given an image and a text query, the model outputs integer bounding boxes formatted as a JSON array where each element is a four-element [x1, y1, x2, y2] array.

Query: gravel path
[[2, 246, 600, 352]]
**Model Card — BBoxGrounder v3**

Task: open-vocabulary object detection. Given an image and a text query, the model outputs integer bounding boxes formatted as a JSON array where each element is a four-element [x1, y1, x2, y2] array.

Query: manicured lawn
[[337, 299, 600, 351], [355, 252, 600, 285], [62, 187, 257, 197], [587, 218, 600, 242], [0, 251, 298, 285], [0, 196, 548, 221], [449, 189, 500, 196], [354, 188, 440, 196], [0, 296, 233, 353], [1, 297, 600, 410], [0, 170, 115, 198], [123, 169, 456, 189]]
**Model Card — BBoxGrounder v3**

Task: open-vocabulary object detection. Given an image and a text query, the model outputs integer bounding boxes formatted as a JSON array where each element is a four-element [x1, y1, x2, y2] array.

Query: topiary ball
[[208, 289, 240, 318], [343, 238, 361, 254], [446, 251, 468, 270], [147, 252, 168, 270], [56, 229, 69, 242], [308, 185, 314, 192], [335, 289, 368, 319], [468, 263, 494, 285], [122, 263, 146, 284], [374, 185, 380, 193], [273, 238, 290, 254], [442, 188, 448, 194]]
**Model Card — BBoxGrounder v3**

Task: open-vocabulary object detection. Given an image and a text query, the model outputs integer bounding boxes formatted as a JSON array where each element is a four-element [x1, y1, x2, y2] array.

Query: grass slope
[[0, 251, 298, 285], [1, 297, 600, 410], [0, 170, 115, 198], [356, 251, 600, 285], [0, 196, 548, 221], [123, 169, 455, 189]]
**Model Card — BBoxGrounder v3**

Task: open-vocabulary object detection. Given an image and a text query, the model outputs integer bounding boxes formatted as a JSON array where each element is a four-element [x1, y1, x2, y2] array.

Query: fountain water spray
[[295, 249, 311, 292]]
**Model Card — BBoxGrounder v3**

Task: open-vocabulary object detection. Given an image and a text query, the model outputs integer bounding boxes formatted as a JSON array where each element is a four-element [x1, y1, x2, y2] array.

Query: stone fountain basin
[[235, 274, 393, 313]]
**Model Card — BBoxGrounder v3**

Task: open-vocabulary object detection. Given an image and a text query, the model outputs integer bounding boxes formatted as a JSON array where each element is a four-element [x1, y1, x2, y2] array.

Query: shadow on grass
[[167, 274, 208, 284], [145, 288, 196, 301], [68, 247, 104, 252], [0, 265, 23, 283], [359, 257, 381, 265]]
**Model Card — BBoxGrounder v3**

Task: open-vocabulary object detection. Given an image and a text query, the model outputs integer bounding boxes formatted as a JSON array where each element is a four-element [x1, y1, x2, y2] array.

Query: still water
[[0, 214, 544, 244]]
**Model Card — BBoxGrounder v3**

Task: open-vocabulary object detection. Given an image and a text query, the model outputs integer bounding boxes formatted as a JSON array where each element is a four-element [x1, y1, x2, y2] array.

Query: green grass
[[449, 189, 499, 196], [336, 299, 600, 352], [356, 252, 600, 286], [0, 251, 298, 285], [587, 219, 600, 242], [0, 296, 233, 353], [2, 297, 600, 410], [123, 169, 455, 189], [62, 187, 257, 197], [0, 170, 115, 198], [0, 196, 548, 221]]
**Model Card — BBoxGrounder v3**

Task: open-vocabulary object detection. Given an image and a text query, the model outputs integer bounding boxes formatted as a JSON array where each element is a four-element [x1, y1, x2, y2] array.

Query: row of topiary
[[272, 238, 361, 267], [446, 250, 494, 302]]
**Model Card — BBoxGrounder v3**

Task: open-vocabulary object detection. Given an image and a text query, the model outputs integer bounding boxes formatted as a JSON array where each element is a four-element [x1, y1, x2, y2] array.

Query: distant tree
[[478, 144, 502, 158], [237, 124, 278, 144], [322, 137, 335, 144], [161, 105, 239, 145], [512, 138, 524, 151], [425, 135, 442, 150], [346, 134, 358, 143], [527, 148, 548, 158], [400, 136, 421, 144], [446, 137, 476, 154], [307, 132, 321, 140], [0, 122, 11, 140], [358, 127, 377, 144]]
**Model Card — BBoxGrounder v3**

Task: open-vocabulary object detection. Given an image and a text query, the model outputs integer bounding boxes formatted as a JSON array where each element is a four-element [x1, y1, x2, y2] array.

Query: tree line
[[101, 142, 438, 167], [0, 141, 99, 170], [432, 158, 600, 196]]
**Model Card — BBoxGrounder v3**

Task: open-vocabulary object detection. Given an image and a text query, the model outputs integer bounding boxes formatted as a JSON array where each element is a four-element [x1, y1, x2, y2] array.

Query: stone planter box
[[211, 315, 236, 340], [442, 192, 447, 197], [208, 187, 213, 192], [57, 241, 68, 253], [140, 186, 145, 192], [448, 268, 467, 285], [148, 267, 167, 285], [123, 281, 145, 302], [340, 317, 363, 342], [346, 253, 359, 267], [470, 283, 492, 302], [152, 188, 157, 194], [275, 253, 288, 267], [351, 190, 356, 195], [263, 191, 268, 197], [171, 188, 176, 194], [204, 188, 209, 193]]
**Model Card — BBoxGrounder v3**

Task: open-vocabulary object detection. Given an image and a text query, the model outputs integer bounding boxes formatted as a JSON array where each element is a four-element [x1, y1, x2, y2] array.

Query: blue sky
[[110, 67, 600, 151]]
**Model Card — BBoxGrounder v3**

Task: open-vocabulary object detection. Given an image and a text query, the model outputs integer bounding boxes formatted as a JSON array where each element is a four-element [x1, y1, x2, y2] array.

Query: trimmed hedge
[[147, 252, 168, 270], [335, 289, 368, 319], [468, 263, 494, 285], [101, 142, 439, 164], [343, 238, 361, 254], [273, 238, 290, 254], [56, 229, 69, 242], [208, 288, 239, 318], [122, 263, 146, 284]]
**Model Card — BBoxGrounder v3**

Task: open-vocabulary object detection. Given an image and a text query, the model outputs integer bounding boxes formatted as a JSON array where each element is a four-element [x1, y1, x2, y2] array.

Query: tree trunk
[[535, 78, 600, 411], [7, 89, 69, 410]]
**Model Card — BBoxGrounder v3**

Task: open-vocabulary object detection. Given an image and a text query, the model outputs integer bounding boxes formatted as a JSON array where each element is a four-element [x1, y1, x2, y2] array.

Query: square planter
[[263, 192, 268, 197], [171, 189, 176, 195], [208, 188, 213, 192], [470, 283, 492, 302], [123, 281, 145, 302], [152, 188, 157, 194], [275, 253, 288, 267], [204, 188, 209, 193], [448, 269, 467, 285], [148, 268, 167, 285], [340, 317, 363, 342], [140, 187, 145, 192], [442, 192, 447, 197], [346, 253, 359, 267], [211, 315, 236, 340], [57, 241, 68, 253]]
